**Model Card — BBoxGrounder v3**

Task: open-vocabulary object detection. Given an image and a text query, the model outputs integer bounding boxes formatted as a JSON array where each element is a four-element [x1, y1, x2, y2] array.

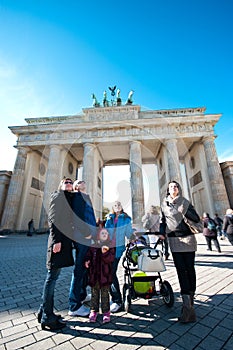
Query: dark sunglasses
[[64, 181, 73, 184]]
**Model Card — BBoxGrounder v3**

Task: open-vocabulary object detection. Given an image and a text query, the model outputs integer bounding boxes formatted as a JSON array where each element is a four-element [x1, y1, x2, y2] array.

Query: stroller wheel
[[123, 284, 131, 313], [160, 280, 174, 307]]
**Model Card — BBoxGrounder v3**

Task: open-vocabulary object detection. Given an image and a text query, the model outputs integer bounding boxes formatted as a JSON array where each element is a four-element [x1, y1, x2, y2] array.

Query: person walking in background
[[68, 180, 97, 317], [202, 212, 221, 253], [105, 201, 133, 313], [38, 178, 74, 330], [27, 218, 35, 236], [214, 213, 225, 240], [222, 208, 233, 245], [96, 217, 106, 229], [142, 205, 170, 260], [160, 180, 200, 323], [84, 227, 115, 323]]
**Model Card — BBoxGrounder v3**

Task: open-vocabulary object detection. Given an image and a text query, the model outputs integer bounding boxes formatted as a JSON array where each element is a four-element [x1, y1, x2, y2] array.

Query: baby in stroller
[[128, 232, 148, 265], [122, 231, 174, 311], [128, 230, 164, 266]]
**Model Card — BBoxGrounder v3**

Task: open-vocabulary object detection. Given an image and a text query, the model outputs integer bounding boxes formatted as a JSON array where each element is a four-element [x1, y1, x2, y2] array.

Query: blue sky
[[0, 0, 232, 212]]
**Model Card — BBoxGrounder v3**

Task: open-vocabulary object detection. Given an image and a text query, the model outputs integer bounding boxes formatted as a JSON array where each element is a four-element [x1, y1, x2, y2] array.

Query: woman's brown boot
[[190, 291, 195, 306], [179, 294, 196, 323]]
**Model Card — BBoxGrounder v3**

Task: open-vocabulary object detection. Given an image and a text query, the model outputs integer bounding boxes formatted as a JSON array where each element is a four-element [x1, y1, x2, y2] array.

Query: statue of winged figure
[[108, 85, 116, 97]]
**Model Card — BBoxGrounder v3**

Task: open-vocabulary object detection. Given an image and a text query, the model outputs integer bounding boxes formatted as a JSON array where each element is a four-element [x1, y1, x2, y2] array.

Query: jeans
[[69, 241, 90, 312], [172, 251, 196, 295], [110, 257, 122, 305], [205, 236, 221, 252], [40, 268, 61, 323]]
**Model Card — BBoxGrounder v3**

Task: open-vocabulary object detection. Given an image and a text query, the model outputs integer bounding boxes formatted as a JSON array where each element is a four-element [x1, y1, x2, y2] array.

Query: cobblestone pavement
[[0, 233, 232, 350]]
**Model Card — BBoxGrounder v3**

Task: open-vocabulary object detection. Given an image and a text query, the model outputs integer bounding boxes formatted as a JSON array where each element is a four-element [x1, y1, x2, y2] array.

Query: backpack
[[207, 220, 216, 231]]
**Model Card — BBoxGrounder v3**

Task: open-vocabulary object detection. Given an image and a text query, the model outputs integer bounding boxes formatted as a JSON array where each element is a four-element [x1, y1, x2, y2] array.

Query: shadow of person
[[104, 179, 131, 214]]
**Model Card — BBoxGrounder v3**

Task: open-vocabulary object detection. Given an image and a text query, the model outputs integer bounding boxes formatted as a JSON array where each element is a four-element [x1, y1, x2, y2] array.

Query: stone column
[[39, 145, 63, 229], [82, 143, 95, 201], [202, 136, 229, 216], [1, 147, 28, 231], [129, 141, 144, 228], [164, 138, 182, 184]]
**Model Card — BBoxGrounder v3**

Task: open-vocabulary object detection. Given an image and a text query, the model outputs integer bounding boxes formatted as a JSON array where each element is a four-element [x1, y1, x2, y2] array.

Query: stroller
[[122, 232, 174, 313]]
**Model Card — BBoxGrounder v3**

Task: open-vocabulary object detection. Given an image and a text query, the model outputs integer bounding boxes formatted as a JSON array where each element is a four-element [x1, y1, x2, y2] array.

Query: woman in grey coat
[[160, 180, 200, 323]]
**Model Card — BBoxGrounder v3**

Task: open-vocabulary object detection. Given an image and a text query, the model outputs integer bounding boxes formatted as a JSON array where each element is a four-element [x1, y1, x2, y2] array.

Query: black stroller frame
[[122, 232, 174, 313]]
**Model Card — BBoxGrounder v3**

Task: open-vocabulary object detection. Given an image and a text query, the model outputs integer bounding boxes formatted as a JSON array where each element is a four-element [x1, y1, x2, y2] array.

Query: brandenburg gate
[[0, 91, 229, 232]]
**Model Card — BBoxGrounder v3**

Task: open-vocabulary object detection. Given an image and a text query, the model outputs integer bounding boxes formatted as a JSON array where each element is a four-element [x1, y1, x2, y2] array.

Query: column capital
[[48, 144, 63, 150], [84, 142, 95, 148], [202, 135, 216, 144], [14, 146, 30, 155], [164, 138, 178, 146], [129, 140, 141, 146]]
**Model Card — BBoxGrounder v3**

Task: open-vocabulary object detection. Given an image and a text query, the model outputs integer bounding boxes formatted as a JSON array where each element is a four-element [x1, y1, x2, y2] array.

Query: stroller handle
[[129, 231, 164, 249], [133, 231, 161, 236]]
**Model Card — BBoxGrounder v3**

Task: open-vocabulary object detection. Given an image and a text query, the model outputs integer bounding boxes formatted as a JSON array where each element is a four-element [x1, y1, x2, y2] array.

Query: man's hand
[[53, 242, 61, 253], [85, 260, 90, 268]]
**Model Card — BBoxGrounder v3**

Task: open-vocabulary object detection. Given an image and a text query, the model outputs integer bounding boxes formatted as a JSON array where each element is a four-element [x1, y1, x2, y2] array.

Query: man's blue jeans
[[40, 268, 61, 323], [110, 257, 122, 305], [69, 242, 90, 312]]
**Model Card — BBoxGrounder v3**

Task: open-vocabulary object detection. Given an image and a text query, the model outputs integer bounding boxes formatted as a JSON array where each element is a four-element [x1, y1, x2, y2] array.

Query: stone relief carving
[[17, 121, 215, 146]]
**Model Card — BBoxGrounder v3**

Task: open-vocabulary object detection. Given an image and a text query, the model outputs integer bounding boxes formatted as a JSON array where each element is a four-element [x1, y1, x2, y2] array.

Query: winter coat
[[203, 217, 217, 237], [105, 212, 132, 258], [160, 195, 200, 238], [72, 191, 97, 243], [160, 194, 200, 253], [46, 190, 74, 270], [84, 242, 115, 287], [222, 215, 233, 235]]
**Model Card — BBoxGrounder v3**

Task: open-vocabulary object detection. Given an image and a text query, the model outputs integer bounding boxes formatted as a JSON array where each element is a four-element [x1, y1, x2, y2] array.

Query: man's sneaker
[[68, 305, 90, 317], [110, 303, 121, 313], [103, 311, 110, 323], [81, 293, 92, 303], [89, 311, 98, 322]]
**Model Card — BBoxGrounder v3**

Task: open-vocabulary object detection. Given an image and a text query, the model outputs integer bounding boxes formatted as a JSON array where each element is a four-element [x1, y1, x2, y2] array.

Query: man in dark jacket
[[68, 180, 97, 317], [38, 178, 74, 330]]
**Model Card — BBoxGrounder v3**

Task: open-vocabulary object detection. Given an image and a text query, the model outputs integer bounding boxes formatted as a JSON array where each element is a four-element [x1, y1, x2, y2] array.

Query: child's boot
[[103, 311, 110, 324], [89, 311, 97, 322]]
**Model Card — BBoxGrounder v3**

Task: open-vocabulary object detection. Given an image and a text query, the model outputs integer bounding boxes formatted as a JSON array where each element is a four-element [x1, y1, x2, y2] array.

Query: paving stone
[[5, 335, 36, 350], [197, 334, 225, 350]]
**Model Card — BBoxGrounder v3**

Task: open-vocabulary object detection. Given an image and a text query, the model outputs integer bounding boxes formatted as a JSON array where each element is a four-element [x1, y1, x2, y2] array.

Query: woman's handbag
[[184, 217, 203, 234]]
